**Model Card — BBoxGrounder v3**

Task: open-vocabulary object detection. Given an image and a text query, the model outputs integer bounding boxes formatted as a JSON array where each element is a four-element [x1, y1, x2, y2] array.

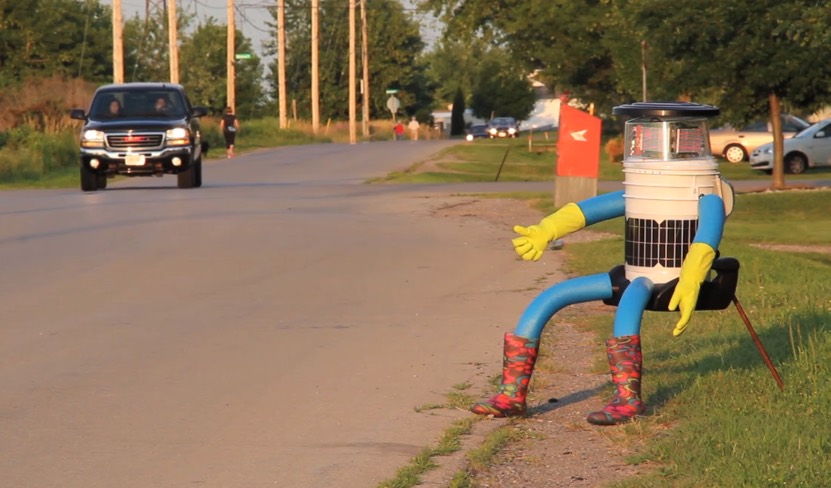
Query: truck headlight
[[81, 130, 105, 148], [165, 127, 190, 146], [488, 128, 497, 135], [508, 127, 517, 134]]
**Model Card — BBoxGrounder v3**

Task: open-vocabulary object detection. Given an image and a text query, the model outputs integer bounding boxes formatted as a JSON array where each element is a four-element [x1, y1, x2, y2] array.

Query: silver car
[[749, 118, 831, 174], [709, 114, 810, 163]]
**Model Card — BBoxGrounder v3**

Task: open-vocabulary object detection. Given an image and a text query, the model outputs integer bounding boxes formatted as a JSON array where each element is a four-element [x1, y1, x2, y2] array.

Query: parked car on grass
[[709, 114, 810, 163], [465, 124, 489, 141], [70, 82, 208, 192], [749, 118, 831, 174], [487, 117, 519, 138]]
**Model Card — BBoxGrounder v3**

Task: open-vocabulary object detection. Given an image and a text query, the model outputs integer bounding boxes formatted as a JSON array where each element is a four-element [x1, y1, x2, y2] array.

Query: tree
[[0, 0, 112, 87], [620, 0, 831, 189], [422, 0, 626, 114], [179, 18, 265, 117], [450, 87, 465, 135], [264, 0, 432, 121], [469, 52, 535, 121]]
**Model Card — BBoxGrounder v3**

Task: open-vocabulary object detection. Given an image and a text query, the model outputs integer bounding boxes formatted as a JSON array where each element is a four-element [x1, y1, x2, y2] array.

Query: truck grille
[[107, 133, 164, 150]]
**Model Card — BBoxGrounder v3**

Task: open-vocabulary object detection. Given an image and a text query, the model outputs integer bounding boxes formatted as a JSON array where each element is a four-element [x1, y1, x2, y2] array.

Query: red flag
[[557, 104, 602, 178]]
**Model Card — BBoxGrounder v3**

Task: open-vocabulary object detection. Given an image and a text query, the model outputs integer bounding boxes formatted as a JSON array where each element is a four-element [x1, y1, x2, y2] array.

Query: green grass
[[549, 189, 831, 487], [376, 136, 831, 185]]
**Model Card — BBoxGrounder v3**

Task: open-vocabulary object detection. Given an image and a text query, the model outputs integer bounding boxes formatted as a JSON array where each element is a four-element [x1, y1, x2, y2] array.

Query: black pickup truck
[[70, 82, 208, 191]]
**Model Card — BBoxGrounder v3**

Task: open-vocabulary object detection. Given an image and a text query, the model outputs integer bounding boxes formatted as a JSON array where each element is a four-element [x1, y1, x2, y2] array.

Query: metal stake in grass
[[732, 295, 785, 391]]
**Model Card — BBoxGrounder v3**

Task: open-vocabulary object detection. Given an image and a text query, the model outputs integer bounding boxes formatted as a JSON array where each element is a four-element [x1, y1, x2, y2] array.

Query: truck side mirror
[[192, 106, 208, 118], [70, 109, 87, 120]]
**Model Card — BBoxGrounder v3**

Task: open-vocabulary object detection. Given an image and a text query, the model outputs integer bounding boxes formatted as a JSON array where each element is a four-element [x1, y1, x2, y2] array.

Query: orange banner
[[556, 104, 602, 178]]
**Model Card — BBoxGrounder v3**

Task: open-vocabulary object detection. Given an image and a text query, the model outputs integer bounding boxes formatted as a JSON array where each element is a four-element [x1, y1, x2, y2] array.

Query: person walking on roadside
[[408, 116, 420, 141], [393, 121, 405, 141], [220, 106, 241, 158]]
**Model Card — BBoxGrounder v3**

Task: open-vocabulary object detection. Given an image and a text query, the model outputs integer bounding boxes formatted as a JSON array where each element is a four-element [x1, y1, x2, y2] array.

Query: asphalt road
[[0, 140, 556, 488]]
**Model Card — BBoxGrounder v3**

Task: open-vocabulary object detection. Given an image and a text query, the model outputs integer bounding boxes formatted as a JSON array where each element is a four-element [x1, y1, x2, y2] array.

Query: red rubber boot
[[586, 335, 645, 425], [470, 333, 539, 417]]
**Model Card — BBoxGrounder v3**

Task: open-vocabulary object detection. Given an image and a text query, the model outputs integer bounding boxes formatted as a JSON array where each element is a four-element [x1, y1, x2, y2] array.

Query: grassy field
[[563, 191, 831, 487], [378, 134, 831, 185], [377, 139, 831, 487], [0, 117, 401, 189]]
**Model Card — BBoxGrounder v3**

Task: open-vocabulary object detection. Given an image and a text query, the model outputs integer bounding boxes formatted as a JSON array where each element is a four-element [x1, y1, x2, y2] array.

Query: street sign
[[385, 89, 399, 94], [386, 96, 400, 114], [235, 53, 253, 60]]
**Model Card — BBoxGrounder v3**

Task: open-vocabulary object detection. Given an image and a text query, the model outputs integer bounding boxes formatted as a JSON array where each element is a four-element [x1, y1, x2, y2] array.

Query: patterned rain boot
[[471, 333, 539, 417], [586, 335, 645, 425]]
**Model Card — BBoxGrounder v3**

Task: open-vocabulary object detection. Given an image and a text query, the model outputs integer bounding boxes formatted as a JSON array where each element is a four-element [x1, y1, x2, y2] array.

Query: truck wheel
[[177, 165, 195, 189], [193, 160, 203, 188], [81, 165, 98, 192], [97, 174, 107, 189]]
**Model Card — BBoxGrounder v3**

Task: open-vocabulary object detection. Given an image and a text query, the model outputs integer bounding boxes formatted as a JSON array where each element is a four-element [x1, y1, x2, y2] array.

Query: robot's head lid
[[613, 102, 719, 118]]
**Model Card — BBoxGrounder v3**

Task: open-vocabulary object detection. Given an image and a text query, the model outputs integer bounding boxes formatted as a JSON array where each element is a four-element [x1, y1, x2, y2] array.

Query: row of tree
[[424, 0, 831, 187], [0, 0, 538, 126]]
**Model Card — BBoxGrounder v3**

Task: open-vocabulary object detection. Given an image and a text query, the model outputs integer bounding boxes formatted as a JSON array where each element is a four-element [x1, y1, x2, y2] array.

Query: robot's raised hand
[[668, 242, 717, 336], [510, 203, 588, 262], [512, 225, 551, 261]]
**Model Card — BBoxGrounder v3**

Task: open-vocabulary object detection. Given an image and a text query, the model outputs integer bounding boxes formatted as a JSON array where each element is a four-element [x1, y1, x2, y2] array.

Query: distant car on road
[[749, 118, 831, 174], [709, 114, 810, 163], [465, 124, 489, 141], [487, 117, 519, 138]]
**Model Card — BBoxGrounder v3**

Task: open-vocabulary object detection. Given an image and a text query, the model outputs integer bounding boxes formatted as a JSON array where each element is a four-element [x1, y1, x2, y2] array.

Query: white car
[[709, 114, 810, 163], [749, 118, 831, 174]]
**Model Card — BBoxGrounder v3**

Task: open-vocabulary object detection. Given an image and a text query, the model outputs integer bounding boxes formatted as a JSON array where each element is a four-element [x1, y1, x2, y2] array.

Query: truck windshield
[[89, 90, 186, 120]]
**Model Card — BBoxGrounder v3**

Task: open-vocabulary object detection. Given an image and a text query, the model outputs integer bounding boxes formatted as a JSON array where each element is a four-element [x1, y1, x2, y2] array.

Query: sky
[[102, 0, 441, 60]]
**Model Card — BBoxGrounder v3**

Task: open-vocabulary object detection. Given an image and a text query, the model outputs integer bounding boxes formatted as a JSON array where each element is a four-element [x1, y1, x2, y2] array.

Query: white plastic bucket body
[[623, 159, 719, 284]]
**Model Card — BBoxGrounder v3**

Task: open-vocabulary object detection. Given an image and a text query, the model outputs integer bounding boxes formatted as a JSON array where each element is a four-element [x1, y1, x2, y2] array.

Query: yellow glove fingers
[[513, 238, 534, 257], [513, 225, 531, 236]]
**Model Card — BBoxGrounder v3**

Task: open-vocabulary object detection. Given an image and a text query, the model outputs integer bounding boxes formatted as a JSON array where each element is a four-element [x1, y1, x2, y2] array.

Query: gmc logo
[[125, 135, 148, 143]]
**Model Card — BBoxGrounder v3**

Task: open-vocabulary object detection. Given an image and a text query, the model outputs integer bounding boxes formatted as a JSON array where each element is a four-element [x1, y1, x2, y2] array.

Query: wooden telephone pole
[[112, 0, 124, 83], [311, 0, 320, 134], [167, 0, 179, 83], [227, 0, 235, 111], [360, 0, 369, 137], [348, 0, 357, 143], [277, 0, 288, 128]]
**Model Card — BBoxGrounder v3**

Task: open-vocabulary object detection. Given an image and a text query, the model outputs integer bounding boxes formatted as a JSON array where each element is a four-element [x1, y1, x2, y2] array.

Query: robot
[[471, 102, 740, 425]]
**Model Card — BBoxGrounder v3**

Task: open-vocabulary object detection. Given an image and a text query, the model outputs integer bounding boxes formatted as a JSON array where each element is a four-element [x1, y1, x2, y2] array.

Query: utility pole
[[310, 0, 320, 134], [360, 0, 369, 137], [348, 0, 357, 143], [227, 0, 235, 111], [277, 0, 288, 128], [641, 40, 648, 102], [167, 0, 179, 83], [113, 0, 124, 83]]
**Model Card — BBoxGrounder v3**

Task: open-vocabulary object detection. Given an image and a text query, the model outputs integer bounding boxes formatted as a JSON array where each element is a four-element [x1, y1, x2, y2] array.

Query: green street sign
[[235, 53, 253, 60], [385, 89, 399, 94]]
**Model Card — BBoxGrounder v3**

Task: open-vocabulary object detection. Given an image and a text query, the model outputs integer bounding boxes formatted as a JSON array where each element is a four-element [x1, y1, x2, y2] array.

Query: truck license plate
[[125, 155, 146, 166]]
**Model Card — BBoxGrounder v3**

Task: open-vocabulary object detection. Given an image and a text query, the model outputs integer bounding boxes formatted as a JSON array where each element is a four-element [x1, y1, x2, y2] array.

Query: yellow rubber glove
[[668, 242, 716, 336], [512, 203, 586, 261]]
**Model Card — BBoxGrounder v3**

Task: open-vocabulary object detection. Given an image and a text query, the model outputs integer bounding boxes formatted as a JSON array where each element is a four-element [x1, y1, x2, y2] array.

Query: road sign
[[385, 89, 399, 94], [235, 53, 253, 60], [386, 96, 400, 114]]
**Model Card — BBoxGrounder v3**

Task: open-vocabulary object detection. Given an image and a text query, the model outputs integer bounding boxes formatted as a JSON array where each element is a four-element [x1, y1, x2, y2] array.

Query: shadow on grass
[[645, 308, 830, 411]]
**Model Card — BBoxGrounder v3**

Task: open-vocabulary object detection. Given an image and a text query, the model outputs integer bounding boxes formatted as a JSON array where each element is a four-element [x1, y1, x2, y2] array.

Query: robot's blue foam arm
[[612, 277, 654, 337], [515, 273, 613, 339], [577, 191, 625, 225], [694, 194, 726, 248]]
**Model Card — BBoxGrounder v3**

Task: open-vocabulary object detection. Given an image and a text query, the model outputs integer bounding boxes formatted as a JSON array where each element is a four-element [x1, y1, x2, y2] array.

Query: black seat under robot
[[603, 257, 739, 312]]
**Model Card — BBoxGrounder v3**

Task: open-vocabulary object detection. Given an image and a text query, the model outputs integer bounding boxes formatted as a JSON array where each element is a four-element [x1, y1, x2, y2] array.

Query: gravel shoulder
[[415, 196, 646, 488]]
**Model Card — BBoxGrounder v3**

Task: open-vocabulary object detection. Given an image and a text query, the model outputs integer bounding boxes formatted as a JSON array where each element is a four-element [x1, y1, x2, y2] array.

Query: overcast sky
[[101, 0, 440, 59]]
